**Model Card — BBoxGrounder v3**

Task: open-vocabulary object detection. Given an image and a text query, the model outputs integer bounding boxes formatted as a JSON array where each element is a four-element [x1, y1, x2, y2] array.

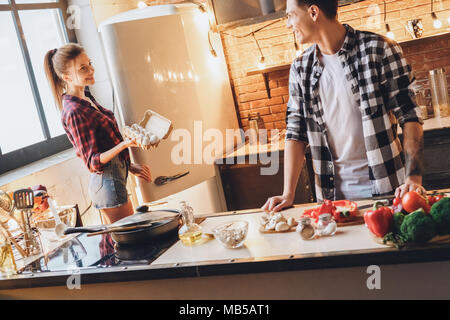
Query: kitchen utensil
[[13, 189, 45, 267], [0, 190, 14, 214], [110, 216, 180, 245], [86, 222, 154, 237], [0, 190, 21, 227], [65, 209, 181, 245], [154, 171, 190, 186], [48, 198, 66, 238], [13, 189, 34, 255], [64, 209, 179, 234], [0, 222, 27, 258]]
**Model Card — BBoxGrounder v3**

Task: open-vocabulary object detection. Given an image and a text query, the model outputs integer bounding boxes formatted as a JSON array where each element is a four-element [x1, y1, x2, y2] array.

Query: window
[[0, 0, 75, 174]]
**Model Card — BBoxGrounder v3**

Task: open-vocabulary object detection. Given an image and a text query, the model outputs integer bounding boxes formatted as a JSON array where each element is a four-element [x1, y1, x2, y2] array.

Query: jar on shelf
[[316, 213, 337, 237]]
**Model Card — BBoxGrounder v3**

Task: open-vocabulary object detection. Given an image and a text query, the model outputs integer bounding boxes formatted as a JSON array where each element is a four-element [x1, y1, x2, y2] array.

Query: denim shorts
[[88, 157, 129, 210]]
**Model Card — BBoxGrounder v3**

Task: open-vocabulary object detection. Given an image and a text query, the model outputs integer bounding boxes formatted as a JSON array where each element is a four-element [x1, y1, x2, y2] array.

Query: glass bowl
[[34, 206, 77, 230], [212, 220, 248, 249]]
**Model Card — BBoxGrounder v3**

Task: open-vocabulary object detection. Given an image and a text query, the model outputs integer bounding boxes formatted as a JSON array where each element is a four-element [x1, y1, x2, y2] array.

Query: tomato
[[402, 191, 430, 214], [428, 194, 444, 206], [393, 197, 402, 206]]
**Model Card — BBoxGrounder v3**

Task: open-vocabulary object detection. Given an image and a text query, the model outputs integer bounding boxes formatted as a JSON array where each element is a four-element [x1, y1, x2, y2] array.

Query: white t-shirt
[[318, 51, 372, 200]]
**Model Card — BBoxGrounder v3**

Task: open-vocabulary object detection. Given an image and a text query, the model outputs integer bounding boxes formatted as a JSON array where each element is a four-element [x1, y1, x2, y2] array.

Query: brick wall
[[220, 0, 450, 131]]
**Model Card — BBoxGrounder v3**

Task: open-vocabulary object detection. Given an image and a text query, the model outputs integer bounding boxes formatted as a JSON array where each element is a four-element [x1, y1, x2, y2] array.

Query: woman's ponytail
[[43, 43, 85, 111], [44, 49, 64, 111]]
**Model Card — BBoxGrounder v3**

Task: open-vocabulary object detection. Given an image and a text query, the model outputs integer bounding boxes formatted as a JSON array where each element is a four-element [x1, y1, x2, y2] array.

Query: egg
[[142, 137, 150, 146], [149, 135, 159, 145]]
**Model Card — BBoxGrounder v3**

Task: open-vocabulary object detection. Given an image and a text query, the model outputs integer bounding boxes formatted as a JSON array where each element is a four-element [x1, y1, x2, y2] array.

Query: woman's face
[[63, 52, 95, 87]]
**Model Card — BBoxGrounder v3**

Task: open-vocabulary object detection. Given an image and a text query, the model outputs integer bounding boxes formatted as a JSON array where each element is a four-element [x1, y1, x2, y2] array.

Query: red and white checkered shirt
[[285, 24, 423, 201], [61, 90, 130, 173]]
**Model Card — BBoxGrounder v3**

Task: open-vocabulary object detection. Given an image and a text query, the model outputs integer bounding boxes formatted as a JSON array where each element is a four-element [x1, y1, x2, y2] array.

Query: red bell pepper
[[363, 201, 393, 238]]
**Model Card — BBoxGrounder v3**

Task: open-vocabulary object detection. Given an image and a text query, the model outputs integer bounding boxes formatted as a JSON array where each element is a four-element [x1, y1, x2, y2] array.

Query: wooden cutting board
[[372, 233, 450, 248], [259, 225, 296, 233]]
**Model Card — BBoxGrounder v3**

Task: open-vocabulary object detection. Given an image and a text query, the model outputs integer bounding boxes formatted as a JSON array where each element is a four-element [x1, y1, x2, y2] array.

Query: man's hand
[[129, 163, 152, 182], [395, 175, 426, 198], [261, 194, 294, 213]]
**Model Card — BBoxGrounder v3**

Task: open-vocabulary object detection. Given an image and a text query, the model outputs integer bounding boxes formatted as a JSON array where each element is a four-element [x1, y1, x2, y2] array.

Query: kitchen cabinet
[[216, 142, 315, 211]]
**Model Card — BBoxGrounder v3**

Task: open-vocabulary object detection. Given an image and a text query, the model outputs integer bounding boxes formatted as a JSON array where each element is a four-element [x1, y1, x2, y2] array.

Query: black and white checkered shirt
[[286, 24, 423, 201]]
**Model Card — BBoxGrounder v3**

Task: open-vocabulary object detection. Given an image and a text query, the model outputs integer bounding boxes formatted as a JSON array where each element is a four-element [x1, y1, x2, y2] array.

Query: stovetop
[[33, 231, 179, 272]]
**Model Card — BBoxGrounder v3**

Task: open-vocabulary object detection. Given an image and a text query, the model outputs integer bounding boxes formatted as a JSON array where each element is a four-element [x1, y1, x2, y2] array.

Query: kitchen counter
[[1, 191, 450, 299]]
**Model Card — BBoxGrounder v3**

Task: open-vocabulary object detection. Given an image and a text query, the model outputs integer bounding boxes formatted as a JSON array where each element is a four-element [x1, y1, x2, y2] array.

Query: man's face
[[286, 0, 317, 44]]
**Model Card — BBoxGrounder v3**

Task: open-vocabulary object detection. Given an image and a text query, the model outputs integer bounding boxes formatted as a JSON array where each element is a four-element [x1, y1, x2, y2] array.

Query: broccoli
[[430, 198, 450, 235], [393, 212, 405, 234], [400, 208, 436, 243]]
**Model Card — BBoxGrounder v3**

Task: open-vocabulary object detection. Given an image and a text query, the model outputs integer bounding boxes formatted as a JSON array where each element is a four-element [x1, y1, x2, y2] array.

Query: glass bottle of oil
[[178, 201, 203, 246], [0, 230, 18, 278]]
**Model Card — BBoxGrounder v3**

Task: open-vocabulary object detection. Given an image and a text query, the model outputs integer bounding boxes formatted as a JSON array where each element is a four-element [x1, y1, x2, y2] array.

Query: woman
[[44, 43, 151, 224]]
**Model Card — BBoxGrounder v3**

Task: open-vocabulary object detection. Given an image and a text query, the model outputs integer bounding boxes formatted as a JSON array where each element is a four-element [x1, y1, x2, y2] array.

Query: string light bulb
[[383, 1, 395, 40], [137, 1, 147, 9], [431, 0, 442, 29], [258, 56, 266, 70], [252, 33, 266, 69], [385, 23, 395, 40]]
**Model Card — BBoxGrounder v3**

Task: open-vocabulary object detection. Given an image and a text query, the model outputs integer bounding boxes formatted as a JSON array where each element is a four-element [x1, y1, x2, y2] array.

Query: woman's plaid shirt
[[285, 24, 423, 201]]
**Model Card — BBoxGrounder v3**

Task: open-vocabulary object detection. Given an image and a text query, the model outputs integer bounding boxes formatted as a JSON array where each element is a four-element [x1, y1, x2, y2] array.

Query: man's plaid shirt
[[285, 24, 423, 201]]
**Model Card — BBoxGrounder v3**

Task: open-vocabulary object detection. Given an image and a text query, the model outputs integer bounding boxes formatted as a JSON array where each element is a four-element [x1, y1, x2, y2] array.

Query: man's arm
[[261, 140, 306, 212], [396, 122, 425, 198], [379, 39, 425, 197]]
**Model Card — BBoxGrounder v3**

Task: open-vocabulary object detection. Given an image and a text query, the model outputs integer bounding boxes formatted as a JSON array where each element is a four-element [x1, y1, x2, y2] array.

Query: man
[[262, 0, 425, 213]]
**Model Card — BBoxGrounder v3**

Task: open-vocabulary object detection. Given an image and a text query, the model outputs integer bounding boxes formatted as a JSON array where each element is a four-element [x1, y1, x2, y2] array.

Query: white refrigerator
[[99, 4, 240, 214]]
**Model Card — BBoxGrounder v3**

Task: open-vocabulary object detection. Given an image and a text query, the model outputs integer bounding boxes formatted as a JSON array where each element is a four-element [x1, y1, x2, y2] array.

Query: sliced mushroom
[[275, 221, 290, 232], [287, 217, 298, 227], [265, 217, 277, 230]]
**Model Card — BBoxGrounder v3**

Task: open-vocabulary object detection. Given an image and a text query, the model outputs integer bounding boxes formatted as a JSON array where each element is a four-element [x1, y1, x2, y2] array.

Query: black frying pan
[[64, 209, 181, 245], [111, 216, 181, 245]]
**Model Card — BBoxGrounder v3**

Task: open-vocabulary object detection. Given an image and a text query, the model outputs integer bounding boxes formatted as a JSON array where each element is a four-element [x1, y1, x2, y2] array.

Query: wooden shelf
[[246, 63, 290, 76], [246, 63, 291, 98]]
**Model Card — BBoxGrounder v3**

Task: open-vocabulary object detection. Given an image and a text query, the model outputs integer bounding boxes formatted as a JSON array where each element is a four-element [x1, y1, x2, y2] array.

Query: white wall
[[67, 0, 114, 111]]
